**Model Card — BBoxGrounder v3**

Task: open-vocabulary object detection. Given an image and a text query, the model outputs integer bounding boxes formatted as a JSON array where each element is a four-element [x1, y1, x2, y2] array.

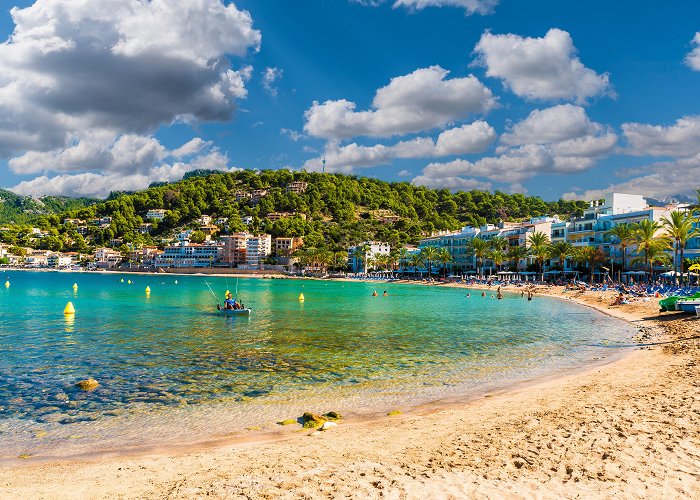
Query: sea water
[[0, 271, 636, 461]]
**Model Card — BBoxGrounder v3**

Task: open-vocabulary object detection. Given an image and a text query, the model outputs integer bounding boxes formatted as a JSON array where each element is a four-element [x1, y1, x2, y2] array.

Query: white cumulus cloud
[[685, 33, 700, 71], [303, 66, 495, 140], [473, 28, 613, 103], [413, 104, 616, 190], [262, 67, 283, 96], [303, 121, 496, 172], [622, 115, 700, 158], [10, 138, 234, 198], [1, 0, 259, 194]]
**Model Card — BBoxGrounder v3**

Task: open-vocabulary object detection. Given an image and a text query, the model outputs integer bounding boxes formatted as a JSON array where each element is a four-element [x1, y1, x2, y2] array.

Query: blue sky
[[1, 0, 699, 201]]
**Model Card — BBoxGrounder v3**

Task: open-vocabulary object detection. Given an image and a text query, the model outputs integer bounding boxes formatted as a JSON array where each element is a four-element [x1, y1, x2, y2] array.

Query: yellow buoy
[[145, 286, 151, 293], [120, 278, 124, 283], [72, 283, 78, 290], [4, 280, 9, 288], [298, 293, 305, 302], [64, 302, 75, 315], [225, 289, 230, 296], [127, 279, 132, 285]]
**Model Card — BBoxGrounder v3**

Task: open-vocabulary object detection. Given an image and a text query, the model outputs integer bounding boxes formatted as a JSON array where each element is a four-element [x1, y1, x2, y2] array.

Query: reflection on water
[[0, 271, 635, 460]]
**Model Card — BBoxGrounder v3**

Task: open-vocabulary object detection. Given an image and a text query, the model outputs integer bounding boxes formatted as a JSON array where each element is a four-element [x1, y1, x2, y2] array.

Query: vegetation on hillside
[[0, 171, 589, 253], [0, 188, 96, 225]]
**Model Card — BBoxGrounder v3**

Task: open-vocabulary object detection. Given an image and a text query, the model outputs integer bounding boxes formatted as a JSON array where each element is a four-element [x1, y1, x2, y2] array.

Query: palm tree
[[574, 246, 608, 283], [292, 247, 311, 273], [489, 236, 508, 252], [527, 231, 550, 281], [420, 245, 439, 278], [351, 243, 371, 274], [508, 245, 529, 274], [606, 223, 635, 280], [409, 252, 424, 277], [488, 248, 507, 274], [548, 241, 573, 274], [662, 211, 699, 285], [437, 247, 452, 277], [397, 247, 411, 276], [631, 241, 671, 279], [467, 237, 489, 277], [632, 220, 671, 280], [333, 251, 348, 272]]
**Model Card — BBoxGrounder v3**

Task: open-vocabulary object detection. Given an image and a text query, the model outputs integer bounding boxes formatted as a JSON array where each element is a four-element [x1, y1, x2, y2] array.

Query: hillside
[[0, 188, 97, 225], [1, 171, 589, 253]]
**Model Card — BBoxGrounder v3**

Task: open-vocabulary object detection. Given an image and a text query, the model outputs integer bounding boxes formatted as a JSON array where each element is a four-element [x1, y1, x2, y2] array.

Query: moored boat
[[675, 299, 700, 314]]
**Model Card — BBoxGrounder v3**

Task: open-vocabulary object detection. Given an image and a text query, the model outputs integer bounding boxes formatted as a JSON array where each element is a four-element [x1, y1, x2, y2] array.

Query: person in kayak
[[224, 292, 238, 310]]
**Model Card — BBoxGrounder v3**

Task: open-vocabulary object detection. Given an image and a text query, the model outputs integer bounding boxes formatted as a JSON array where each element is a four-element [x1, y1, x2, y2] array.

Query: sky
[[0, 0, 699, 201]]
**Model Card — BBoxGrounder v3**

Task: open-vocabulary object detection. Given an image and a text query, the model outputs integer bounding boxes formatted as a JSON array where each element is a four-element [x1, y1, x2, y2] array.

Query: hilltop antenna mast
[[322, 157, 326, 173]]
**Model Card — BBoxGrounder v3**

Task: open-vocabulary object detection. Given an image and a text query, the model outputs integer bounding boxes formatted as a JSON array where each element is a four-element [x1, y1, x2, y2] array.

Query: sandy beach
[[1, 285, 699, 498]]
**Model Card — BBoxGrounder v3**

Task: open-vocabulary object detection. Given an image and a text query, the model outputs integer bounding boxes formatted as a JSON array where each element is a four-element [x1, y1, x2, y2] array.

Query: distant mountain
[[646, 194, 695, 206], [0, 188, 98, 225]]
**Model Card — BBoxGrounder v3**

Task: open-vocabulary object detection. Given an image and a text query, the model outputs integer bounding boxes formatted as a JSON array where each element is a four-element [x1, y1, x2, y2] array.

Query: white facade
[[347, 241, 391, 273], [146, 209, 167, 220], [246, 234, 272, 267], [155, 243, 223, 268], [48, 253, 74, 268], [241, 215, 253, 225]]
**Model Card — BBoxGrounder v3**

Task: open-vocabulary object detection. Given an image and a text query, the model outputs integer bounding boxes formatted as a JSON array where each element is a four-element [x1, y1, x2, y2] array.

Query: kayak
[[219, 307, 251, 316]]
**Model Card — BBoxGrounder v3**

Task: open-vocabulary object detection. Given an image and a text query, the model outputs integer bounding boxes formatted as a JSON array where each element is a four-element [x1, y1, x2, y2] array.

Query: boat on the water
[[675, 299, 700, 314], [219, 307, 251, 316]]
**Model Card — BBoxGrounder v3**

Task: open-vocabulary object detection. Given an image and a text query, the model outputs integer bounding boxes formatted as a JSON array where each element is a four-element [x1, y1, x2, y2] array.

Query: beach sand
[[1, 286, 699, 498]]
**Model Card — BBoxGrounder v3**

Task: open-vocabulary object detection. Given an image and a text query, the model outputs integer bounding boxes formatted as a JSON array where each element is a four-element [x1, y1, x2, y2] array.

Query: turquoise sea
[[0, 271, 636, 461]]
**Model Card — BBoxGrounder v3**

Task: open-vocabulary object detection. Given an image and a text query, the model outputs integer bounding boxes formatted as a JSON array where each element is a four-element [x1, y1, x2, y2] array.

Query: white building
[[155, 243, 224, 268], [146, 209, 167, 220], [48, 253, 74, 268], [241, 215, 253, 225], [94, 247, 122, 269], [246, 234, 272, 267], [347, 241, 391, 273]]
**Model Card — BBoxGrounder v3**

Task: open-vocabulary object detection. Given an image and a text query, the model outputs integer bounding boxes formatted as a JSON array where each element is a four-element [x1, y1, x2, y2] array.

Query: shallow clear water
[[0, 271, 635, 460]]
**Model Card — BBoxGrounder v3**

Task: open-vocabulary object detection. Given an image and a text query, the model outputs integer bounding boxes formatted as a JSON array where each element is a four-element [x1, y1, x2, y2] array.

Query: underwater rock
[[76, 379, 99, 391], [322, 411, 342, 420], [277, 419, 297, 426], [320, 421, 337, 431], [302, 412, 327, 428]]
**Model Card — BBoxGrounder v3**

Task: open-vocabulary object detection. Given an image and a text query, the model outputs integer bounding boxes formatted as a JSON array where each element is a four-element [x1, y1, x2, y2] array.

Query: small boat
[[675, 299, 700, 314], [219, 307, 251, 316]]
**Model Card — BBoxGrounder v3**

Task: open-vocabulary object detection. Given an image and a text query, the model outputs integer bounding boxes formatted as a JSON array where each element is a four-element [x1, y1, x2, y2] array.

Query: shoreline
[[1, 286, 698, 497]]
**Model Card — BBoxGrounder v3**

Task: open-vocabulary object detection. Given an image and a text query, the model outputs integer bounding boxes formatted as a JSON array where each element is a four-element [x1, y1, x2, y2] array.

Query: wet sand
[[0, 286, 698, 498]]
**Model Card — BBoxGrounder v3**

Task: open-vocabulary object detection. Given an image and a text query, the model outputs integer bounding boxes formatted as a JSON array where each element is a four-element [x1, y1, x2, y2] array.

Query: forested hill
[[0, 188, 96, 225], [28, 170, 587, 251]]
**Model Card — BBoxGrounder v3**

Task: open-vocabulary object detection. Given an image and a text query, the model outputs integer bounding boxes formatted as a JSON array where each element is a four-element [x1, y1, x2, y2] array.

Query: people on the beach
[[372, 291, 378, 297], [527, 289, 533, 301], [481, 291, 486, 297], [383, 291, 388, 297], [611, 292, 627, 306]]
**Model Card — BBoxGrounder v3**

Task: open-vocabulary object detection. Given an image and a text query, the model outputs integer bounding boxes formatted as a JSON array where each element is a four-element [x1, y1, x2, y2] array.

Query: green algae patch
[[322, 411, 342, 420], [18, 454, 33, 459], [302, 412, 327, 428], [277, 419, 297, 426], [245, 426, 262, 431], [387, 410, 402, 416]]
